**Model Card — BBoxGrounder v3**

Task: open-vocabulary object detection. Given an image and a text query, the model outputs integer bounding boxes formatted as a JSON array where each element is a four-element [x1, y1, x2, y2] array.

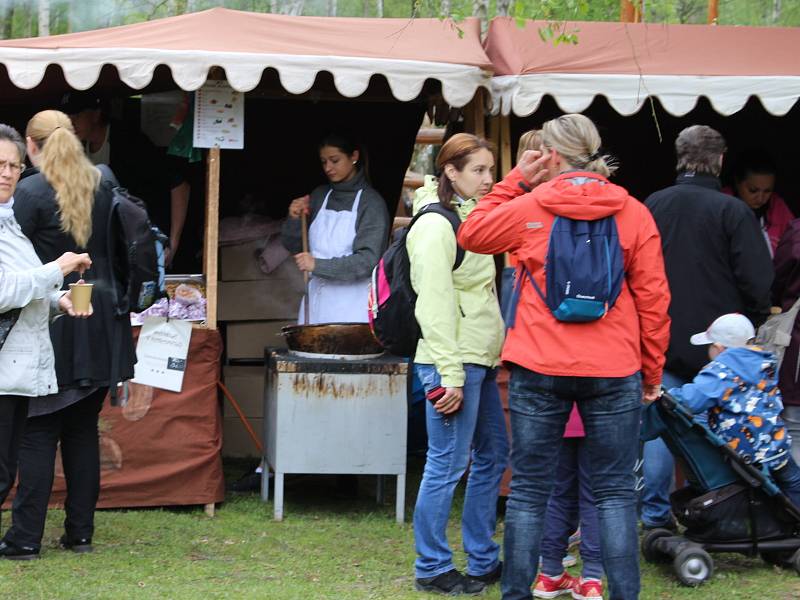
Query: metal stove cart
[[261, 349, 408, 522]]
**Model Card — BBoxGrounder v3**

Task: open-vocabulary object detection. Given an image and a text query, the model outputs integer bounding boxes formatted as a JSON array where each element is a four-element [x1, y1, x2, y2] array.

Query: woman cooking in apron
[[281, 134, 390, 324]]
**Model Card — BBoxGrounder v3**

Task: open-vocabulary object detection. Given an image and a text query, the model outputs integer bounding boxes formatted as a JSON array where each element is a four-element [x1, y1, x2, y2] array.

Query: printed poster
[[132, 317, 193, 392], [192, 80, 245, 149]]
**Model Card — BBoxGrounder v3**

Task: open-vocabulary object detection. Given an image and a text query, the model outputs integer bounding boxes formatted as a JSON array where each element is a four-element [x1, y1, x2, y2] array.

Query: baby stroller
[[640, 390, 800, 586]]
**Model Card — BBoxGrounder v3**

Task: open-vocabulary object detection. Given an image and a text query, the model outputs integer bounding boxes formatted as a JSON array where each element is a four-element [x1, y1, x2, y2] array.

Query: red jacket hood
[[534, 172, 629, 220]]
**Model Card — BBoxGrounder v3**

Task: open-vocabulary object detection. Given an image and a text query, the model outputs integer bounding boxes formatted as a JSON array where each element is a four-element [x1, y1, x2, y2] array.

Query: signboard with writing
[[132, 317, 193, 392], [193, 80, 245, 149]]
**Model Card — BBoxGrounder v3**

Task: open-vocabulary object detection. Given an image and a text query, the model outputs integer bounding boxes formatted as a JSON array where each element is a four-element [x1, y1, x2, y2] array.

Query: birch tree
[[38, 0, 50, 36]]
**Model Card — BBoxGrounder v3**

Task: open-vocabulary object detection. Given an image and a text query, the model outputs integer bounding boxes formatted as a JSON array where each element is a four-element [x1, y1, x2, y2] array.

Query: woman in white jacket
[[0, 124, 90, 551]]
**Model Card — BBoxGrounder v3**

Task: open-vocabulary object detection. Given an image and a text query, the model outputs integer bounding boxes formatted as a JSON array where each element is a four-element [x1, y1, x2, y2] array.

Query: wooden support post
[[499, 115, 512, 177], [464, 88, 485, 138], [708, 0, 719, 23], [488, 114, 500, 171], [620, 0, 641, 22], [203, 146, 220, 330]]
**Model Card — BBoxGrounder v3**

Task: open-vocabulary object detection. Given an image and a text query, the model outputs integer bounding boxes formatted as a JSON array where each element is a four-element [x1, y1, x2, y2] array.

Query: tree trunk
[[38, 0, 50, 36], [0, 0, 10, 40], [773, 0, 782, 23], [328, 0, 337, 16], [376, 0, 383, 17], [284, 0, 304, 15], [472, 0, 488, 31], [440, 0, 450, 16]]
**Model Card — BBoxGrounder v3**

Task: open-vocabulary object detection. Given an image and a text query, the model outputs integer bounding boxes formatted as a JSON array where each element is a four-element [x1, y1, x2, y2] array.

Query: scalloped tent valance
[[0, 8, 492, 108], [484, 18, 800, 117]]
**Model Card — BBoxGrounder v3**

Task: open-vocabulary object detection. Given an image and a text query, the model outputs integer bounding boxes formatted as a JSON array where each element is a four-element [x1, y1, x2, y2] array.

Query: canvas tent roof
[[484, 18, 800, 117], [0, 8, 492, 107]]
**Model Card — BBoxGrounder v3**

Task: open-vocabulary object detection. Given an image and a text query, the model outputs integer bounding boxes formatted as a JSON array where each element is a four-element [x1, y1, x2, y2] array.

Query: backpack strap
[[504, 265, 545, 329], [408, 203, 465, 271], [97, 163, 120, 188]]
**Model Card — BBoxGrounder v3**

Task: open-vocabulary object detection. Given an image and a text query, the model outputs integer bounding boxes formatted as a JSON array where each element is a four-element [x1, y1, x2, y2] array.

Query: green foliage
[[0, 0, 796, 40]]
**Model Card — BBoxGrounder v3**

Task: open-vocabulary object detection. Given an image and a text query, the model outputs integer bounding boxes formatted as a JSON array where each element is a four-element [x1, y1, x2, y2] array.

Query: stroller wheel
[[791, 549, 800, 575], [673, 546, 713, 586], [641, 528, 674, 563]]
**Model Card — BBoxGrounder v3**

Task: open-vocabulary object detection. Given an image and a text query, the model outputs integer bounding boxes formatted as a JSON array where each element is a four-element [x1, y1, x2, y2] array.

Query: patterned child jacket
[[670, 346, 791, 467]]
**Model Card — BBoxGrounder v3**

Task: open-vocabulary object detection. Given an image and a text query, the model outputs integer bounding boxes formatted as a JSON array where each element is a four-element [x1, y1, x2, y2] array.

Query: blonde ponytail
[[541, 114, 617, 178], [26, 110, 100, 248]]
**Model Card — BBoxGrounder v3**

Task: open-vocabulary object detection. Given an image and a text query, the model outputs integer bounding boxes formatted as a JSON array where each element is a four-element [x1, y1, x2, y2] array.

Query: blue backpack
[[506, 215, 624, 326]]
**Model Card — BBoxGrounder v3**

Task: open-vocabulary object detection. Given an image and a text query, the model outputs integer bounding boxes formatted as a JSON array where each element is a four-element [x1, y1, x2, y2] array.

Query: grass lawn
[[2, 458, 800, 599]]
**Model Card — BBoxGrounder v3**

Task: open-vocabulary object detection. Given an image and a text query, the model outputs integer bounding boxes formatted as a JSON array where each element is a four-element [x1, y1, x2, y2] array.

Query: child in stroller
[[641, 313, 800, 585]]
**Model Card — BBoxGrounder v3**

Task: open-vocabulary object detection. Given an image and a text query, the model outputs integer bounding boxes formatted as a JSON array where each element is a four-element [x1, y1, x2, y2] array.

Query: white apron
[[298, 189, 370, 324]]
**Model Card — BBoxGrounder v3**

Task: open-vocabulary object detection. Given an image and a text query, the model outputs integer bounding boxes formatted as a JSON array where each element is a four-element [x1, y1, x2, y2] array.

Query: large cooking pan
[[280, 323, 384, 358]]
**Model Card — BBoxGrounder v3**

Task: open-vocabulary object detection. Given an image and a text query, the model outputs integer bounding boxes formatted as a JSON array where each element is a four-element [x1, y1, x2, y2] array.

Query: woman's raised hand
[[517, 150, 550, 188], [288, 195, 311, 219], [55, 252, 92, 277]]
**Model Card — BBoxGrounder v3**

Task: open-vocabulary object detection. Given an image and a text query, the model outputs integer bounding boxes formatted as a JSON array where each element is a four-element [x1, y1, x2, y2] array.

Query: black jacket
[[12, 167, 136, 390], [645, 173, 773, 381]]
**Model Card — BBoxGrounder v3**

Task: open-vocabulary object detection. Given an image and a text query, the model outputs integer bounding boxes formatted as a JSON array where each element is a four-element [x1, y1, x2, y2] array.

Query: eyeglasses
[[0, 161, 23, 175]]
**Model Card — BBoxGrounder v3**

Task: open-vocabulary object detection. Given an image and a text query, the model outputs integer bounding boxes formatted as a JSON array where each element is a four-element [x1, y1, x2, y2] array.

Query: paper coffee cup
[[69, 283, 93, 313]]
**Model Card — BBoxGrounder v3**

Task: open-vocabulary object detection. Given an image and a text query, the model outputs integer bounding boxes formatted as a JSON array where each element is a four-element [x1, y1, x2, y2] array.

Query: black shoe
[[415, 569, 486, 595], [467, 562, 502, 585], [60, 535, 93, 554], [0, 540, 39, 560], [641, 518, 678, 534]]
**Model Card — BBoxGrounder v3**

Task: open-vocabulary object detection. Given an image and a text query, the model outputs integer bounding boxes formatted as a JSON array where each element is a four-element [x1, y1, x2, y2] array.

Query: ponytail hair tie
[[587, 150, 601, 162]]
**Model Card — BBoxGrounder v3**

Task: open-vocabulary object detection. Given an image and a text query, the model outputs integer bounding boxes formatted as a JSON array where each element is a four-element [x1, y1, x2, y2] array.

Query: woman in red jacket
[[458, 114, 671, 600]]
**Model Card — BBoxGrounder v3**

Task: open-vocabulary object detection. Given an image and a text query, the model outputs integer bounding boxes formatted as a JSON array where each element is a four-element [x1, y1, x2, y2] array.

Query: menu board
[[193, 80, 245, 149]]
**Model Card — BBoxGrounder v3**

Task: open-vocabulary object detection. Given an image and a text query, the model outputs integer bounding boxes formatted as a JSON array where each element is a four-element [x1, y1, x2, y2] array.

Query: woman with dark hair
[[281, 134, 390, 324], [1, 110, 135, 560], [408, 133, 509, 596], [726, 148, 793, 256], [0, 122, 91, 560]]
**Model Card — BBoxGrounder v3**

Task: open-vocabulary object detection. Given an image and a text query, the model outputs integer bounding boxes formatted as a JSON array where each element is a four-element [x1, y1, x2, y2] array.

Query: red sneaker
[[533, 572, 579, 598], [572, 578, 603, 600]]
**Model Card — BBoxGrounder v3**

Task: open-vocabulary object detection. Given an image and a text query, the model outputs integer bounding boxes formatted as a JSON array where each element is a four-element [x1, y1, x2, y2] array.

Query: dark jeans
[[771, 456, 800, 507], [501, 367, 642, 600], [5, 389, 105, 549], [0, 396, 29, 508], [540, 437, 602, 581]]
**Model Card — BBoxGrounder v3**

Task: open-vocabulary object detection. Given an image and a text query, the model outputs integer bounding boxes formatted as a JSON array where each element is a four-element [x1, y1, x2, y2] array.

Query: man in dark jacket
[[642, 125, 773, 530]]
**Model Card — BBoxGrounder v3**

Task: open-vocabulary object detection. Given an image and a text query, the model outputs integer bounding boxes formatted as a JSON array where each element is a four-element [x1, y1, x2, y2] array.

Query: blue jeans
[[771, 456, 800, 507], [640, 370, 685, 528], [501, 367, 642, 600], [413, 363, 509, 579], [540, 438, 603, 581]]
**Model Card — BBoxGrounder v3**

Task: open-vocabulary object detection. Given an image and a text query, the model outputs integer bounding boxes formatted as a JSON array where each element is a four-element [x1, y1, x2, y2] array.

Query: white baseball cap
[[690, 313, 755, 347]]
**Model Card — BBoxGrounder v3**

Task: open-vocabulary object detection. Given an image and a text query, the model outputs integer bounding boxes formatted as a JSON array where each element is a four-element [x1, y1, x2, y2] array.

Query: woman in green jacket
[[408, 133, 508, 596]]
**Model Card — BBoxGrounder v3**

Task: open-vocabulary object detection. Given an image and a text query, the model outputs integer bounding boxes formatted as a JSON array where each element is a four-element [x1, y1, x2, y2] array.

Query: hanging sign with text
[[132, 317, 193, 392], [193, 80, 245, 149]]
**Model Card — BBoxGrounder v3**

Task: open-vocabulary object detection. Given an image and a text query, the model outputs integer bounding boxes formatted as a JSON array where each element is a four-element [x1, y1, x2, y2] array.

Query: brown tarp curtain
[[4, 327, 225, 509]]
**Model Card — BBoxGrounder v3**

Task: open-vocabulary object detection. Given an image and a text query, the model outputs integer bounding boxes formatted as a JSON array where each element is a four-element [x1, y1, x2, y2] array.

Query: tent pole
[[500, 115, 512, 178], [203, 146, 220, 330], [464, 88, 485, 138], [708, 0, 719, 23], [620, 0, 641, 22]]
